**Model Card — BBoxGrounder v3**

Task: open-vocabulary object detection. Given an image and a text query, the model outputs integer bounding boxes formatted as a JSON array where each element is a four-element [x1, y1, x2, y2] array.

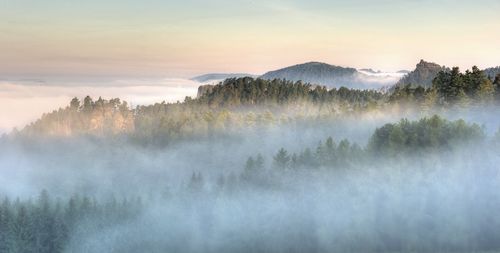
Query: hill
[[260, 62, 403, 89], [19, 78, 385, 140], [260, 62, 358, 88], [16, 73, 500, 141]]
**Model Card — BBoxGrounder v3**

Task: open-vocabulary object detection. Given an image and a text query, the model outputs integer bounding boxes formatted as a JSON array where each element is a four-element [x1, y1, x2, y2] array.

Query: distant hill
[[259, 62, 404, 89], [191, 73, 256, 83], [260, 62, 358, 88], [394, 60, 449, 88]]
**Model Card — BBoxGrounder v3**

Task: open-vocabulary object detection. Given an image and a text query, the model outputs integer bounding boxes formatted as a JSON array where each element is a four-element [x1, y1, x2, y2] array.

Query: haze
[[1, 1, 500, 252], [1, 0, 500, 79]]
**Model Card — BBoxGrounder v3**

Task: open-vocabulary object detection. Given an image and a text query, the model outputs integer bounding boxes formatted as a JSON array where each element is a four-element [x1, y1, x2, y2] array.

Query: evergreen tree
[[255, 154, 265, 170], [12, 205, 35, 253], [0, 198, 12, 253], [82, 96, 94, 113], [244, 156, 256, 174], [273, 148, 290, 170], [188, 172, 204, 192], [69, 97, 80, 111]]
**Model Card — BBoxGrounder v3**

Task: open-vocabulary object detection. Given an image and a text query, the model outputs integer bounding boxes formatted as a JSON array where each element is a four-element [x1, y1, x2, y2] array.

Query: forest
[[15, 67, 500, 145], [2, 114, 500, 252], [1, 66, 500, 253], [0, 192, 141, 253]]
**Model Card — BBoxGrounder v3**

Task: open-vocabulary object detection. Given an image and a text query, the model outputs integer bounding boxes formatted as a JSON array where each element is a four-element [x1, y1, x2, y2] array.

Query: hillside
[[260, 62, 360, 88], [17, 71, 500, 141], [260, 62, 403, 89], [19, 78, 385, 140]]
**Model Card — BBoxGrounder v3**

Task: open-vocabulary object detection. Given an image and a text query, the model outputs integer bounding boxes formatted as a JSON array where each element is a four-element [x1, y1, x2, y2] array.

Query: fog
[[356, 70, 406, 88], [1, 103, 500, 252], [2, 107, 498, 197], [65, 146, 500, 253]]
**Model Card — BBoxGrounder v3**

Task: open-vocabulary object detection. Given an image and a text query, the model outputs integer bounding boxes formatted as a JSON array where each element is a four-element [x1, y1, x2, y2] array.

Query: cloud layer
[[0, 79, 199, 133]]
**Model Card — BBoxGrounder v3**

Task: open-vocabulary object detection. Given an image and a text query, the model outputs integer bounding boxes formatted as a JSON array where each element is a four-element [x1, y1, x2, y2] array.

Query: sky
[[1, 0, 500, 80], [1, 0, 500, 133]]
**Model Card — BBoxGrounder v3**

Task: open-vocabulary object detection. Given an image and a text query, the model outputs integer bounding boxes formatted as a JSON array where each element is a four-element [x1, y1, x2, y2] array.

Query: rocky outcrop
[[395, 60, 449, 88], [197, 84, 214, 98]]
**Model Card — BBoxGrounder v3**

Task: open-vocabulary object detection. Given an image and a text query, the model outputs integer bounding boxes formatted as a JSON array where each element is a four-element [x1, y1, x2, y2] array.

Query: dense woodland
[[390, 67, 500, 107], [19, 77, 385, 144], [244, 115, 487, 173], [0, 191, 141, 253], [3, 117, 500, 253], [16, 67, 500, 146], [4, 66, 500, 252]]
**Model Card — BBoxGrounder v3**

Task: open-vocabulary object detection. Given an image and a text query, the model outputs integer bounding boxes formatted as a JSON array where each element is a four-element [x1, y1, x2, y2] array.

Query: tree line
[[248, 115, 486, 173], [390, 66, 500, 107], [0, 191, 141, 253], [196, 116, 493, 194], [18, 78, 385, 144], [17, 69, 500, 144]]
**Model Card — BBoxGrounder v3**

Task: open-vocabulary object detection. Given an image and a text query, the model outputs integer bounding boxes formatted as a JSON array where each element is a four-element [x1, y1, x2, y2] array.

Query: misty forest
[[2, 66, 500, 253]]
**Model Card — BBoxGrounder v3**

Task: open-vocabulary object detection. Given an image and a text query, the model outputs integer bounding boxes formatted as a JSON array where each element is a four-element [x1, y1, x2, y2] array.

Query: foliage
[[20, 78, 385, 144], [395, 59, 448, 88], [390, 66, 499, 107], [17, 74, 499, 145], [0, 191, 141, 253], [369, 115, 484, 155], [196, 77, 384, 108]]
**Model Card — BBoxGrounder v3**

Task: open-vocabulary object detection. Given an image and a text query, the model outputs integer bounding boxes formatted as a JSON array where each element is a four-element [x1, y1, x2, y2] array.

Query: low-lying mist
[[67, 145, 500, 253], [1, 105, 500, 252], [3, 106, 496, 197]]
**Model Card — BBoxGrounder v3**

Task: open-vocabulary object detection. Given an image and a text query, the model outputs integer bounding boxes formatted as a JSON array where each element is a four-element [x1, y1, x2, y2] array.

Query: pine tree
[[12, 205, 35, 253], [34, 190, 54, 253], [188, 172, 204, 192], [273, 148, 290, 170], [244, 156, 256, 174], [0, 198, 12, 253], [69, 97, 80, 111], [255, 154, 265, 170]]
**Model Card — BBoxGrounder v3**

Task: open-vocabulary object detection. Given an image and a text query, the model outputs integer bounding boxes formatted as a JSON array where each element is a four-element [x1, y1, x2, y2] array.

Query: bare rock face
[[197, 85, 214, 98], [395, 60, 449, 88]]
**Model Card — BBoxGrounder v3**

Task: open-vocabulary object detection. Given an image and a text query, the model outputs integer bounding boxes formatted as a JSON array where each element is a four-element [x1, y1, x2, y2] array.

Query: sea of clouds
[[0, 78, 200, 134]]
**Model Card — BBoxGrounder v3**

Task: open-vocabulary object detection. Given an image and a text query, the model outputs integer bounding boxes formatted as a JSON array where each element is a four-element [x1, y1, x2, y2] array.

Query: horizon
[[2, 2, 500, 252], [0, 58, 497, 134], [2, 0, 500, 80], [1, 59, 498, 83]]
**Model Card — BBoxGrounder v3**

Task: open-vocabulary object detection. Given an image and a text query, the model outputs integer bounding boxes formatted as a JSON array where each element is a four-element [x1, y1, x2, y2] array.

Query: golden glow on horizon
[[1, 0, 499, 78]]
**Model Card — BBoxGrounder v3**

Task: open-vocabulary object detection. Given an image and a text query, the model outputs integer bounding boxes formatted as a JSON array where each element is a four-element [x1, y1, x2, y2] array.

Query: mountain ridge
[[259, 61, 403, 89]]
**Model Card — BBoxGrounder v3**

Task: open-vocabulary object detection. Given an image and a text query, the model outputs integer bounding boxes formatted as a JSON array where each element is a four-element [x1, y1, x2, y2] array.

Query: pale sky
[[1, 0, 500, 79]]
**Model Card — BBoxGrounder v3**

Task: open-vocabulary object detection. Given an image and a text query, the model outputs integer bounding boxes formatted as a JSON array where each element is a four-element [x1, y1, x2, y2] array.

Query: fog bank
[[0, 78, 199, 133]]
